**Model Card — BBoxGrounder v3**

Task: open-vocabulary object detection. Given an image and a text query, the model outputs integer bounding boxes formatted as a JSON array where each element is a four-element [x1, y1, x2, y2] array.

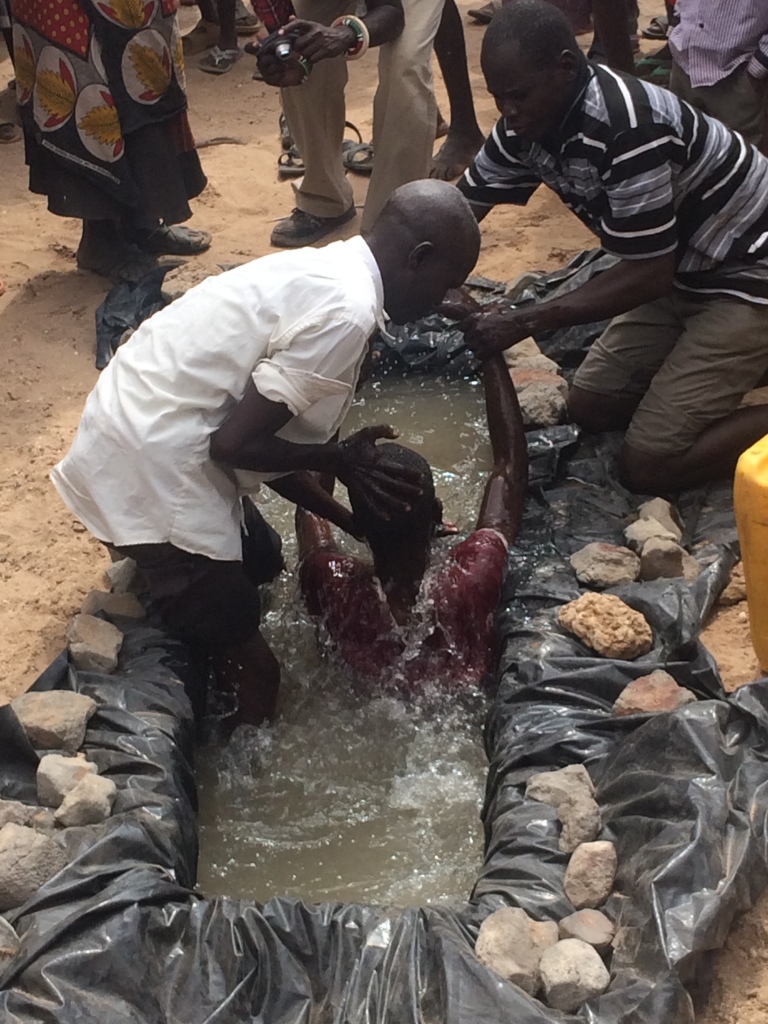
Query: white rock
[[516, 380, 568, 428], [564, 841, 617, 909], [558, 909, 615, 951], [0, 799, 36, 829], [475, 907, 559, 995], [0, 915, 20, 960], [0, 824, 66, 912], [10, 691, 97, 753], [81, 590, 146, 620], [639, 537, 685, 581], [539, 938, 610, 1011], [526, 764, 595, 808], [624, 517, 678, 553], [637, 498, 682, 542], [103, 558, 139, 595], [570, 543, 640, 589], [37, 753, 98, 808], [54, 774, 117, 827], [66, 614, 123, 674], [502, 337, 542, 366], [557, 793, 601, 853]]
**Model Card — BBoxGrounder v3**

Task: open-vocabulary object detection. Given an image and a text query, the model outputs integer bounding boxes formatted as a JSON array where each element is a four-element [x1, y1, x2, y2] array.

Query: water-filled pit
[[197, 375, 498, 906]]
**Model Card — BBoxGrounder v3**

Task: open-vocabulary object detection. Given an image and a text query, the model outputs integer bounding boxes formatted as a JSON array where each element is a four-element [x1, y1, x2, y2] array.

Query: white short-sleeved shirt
[[51, 237, 384, 560]]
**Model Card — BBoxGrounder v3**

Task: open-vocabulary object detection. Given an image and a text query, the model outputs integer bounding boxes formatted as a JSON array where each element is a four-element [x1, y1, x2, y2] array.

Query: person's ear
[[407, 241, 434, 271], [557, 49, 578, 82]]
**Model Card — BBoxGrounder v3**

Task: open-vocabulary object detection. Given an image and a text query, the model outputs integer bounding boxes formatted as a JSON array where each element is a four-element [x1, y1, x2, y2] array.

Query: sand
[[0, 0, 765, 1016]]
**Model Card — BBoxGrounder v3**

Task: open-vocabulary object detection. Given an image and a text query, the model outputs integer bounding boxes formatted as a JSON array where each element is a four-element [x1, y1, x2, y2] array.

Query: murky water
[[197, 377, 495, 907]]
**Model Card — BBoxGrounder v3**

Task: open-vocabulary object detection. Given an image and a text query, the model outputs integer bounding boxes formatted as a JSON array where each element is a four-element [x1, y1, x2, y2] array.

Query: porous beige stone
[[558, 593, 653, 659]]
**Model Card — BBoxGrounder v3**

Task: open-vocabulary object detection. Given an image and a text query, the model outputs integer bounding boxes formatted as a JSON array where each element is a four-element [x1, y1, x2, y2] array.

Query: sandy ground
[[0, 0, 765, 1017]]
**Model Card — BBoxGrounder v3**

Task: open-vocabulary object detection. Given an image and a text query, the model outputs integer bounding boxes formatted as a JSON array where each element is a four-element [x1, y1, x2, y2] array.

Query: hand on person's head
[[336, 425, 423, 519]]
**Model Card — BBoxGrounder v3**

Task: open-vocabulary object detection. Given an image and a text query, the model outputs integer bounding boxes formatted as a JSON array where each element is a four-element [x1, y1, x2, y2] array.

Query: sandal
[[0, 122, 21, 144], [642, 15, 668, 40], [236, 13, 261, 34], [278, 147, 305, 180], [199, 46, 243, 75], [342, 141, 374, 176], [137, 226, 212, 256]]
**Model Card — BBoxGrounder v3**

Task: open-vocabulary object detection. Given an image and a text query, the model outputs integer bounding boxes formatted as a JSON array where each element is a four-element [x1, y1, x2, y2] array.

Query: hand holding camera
[[254, 15, 368, 88]]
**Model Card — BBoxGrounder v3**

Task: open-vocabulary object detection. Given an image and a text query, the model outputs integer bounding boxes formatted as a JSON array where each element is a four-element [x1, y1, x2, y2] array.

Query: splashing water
[[196, 377, 494, 907]]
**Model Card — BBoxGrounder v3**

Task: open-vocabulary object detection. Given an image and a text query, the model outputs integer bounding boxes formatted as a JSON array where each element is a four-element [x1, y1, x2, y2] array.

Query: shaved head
[[483, 0, 580, 69], [365, 180, 481, 323], [375, 179, 481, 258]]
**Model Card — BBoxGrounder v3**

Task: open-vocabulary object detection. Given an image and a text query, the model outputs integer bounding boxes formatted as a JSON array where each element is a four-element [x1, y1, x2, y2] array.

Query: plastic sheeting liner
[[1, 431, 767, 1024]]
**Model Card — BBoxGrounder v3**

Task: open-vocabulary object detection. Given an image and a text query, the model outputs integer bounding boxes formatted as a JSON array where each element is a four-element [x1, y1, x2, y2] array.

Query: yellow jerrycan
[[734, 434, 768, 672]]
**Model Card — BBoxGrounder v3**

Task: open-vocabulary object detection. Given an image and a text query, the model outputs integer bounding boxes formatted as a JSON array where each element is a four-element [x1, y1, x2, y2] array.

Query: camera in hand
[[258, 25, 302, 60]]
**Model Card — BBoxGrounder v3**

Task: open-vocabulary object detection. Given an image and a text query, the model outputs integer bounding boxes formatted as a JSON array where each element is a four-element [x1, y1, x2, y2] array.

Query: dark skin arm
[[463, 251, 676, 359], [476, 354, 528, 544], [257, 0, 403, 87], [268, 472, 357, 538], [591, 0, 636, 74], [209, 381, 421, 520]]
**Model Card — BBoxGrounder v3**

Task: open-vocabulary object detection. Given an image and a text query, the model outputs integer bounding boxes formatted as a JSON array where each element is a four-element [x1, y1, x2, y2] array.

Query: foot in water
[[430, 128, 485, 181]]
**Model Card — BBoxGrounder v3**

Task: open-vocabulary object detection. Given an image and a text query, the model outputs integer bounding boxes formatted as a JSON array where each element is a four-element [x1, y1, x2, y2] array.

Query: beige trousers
[[281, 0, 445, 230], [670, 61, 765, 149]]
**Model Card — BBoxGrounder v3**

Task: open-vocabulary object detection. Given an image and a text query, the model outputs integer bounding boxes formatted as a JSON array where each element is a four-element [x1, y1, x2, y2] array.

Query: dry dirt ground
[[0, 1, 765, 1018]]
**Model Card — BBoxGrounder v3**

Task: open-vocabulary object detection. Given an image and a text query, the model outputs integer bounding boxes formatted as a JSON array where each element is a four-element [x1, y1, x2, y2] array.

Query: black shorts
[[118, 500, 283, 651]]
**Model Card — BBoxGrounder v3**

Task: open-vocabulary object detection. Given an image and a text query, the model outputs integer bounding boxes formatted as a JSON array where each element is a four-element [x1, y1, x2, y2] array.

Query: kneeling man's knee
[[618, 444, 676, 495], [567, 386, 627, 434]]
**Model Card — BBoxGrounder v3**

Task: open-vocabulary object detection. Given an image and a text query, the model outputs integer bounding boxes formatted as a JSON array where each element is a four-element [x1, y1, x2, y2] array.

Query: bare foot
[[430, 129, 485, 181]]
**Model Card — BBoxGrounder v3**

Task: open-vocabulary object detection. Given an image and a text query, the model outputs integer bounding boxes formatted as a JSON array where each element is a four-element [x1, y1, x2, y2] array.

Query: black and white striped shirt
[[459, 62, 768, 304]]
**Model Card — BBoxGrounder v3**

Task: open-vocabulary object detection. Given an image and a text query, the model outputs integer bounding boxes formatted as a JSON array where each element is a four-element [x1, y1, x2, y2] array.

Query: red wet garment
[[299, 529, 508, 691]]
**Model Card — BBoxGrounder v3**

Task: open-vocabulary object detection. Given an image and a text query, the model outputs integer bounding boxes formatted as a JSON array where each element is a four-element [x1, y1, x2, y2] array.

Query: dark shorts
[[118, 500, 283, 651]]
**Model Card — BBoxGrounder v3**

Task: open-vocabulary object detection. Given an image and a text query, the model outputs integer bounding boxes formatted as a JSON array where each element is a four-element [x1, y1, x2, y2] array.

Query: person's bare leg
[[621, 405, 768, 494], [430, 0, 484, 181], [212, 629, 281, 728]]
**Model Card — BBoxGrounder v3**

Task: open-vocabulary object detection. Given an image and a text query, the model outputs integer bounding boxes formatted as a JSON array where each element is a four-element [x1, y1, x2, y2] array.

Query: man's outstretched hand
[[335, 425, 422, 520], [462, 306, 533, 360]]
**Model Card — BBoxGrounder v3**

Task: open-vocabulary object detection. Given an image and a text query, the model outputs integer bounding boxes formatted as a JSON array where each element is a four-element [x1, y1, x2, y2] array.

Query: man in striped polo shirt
[[458, 0, 768, 494]]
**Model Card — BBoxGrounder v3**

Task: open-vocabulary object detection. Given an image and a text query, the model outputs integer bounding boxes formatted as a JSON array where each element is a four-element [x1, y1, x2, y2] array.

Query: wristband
[[331, 14, 370, 60]]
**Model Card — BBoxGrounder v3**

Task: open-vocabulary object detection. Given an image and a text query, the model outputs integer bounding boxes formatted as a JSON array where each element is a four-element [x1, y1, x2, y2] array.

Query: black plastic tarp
[[1, 426, 767, 1023]]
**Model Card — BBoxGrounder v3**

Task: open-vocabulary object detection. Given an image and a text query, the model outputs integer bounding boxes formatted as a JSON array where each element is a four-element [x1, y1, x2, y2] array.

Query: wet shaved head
[[365, 180, 481, 323]]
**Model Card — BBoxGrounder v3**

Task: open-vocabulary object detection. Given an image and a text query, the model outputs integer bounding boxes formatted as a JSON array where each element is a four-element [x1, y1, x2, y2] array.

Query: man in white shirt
[[52, 180, 481, 728]]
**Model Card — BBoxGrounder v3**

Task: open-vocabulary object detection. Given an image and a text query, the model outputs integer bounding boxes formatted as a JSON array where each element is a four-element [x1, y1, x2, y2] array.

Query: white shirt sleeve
[[252, 314, 370, 417]]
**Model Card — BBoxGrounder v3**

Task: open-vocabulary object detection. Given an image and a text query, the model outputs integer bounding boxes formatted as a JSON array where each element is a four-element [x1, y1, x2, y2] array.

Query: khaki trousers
[[670, 61, 765, 148], [281, 0, 445, 230]]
